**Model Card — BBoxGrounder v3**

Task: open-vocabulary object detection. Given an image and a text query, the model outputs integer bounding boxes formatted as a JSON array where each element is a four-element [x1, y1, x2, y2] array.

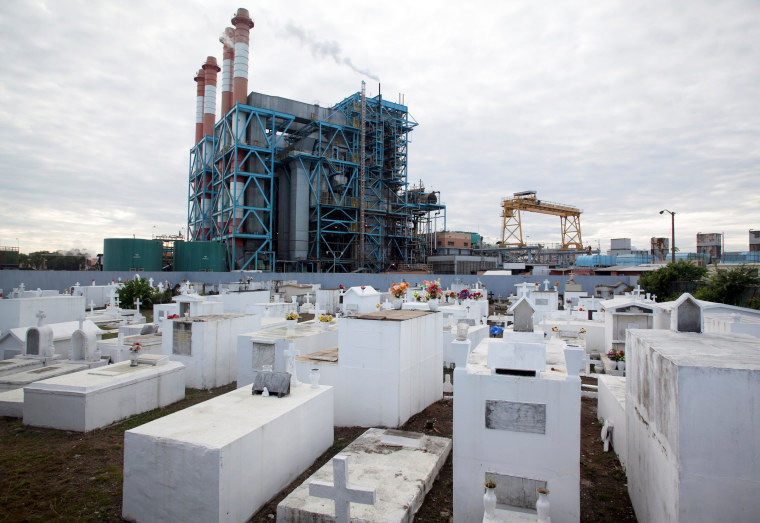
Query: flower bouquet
[[423, 279, 442, 300], [285, 312, 299, 321], [317, 314, 333, 323], [389, 282, 409, 299], [470, 291, 483, 300], [458, 289, 471, 300]]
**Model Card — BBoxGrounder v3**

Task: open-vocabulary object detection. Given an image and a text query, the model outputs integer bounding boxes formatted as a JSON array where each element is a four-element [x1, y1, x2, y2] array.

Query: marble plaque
[[485, 400, 546, 434]]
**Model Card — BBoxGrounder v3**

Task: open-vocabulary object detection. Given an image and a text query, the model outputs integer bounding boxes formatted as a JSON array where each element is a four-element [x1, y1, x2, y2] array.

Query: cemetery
[[0, 274, 758, 522]]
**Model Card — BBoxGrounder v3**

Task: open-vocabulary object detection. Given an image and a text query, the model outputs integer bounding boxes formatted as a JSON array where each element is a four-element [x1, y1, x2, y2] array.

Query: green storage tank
[[174, 241, 227, 272], [103, 238, 163, 272]]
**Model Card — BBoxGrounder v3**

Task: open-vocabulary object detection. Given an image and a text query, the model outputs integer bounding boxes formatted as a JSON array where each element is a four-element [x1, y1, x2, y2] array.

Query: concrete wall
[[0, 271, 635, 306]]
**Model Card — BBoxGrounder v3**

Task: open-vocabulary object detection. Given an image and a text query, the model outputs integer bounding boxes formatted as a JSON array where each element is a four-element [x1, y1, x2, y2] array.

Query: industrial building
[[187, 8, 445, 273]]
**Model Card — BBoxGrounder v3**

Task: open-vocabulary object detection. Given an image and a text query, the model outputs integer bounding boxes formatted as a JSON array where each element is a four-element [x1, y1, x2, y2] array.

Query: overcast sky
[[1, 0, 758, 257]]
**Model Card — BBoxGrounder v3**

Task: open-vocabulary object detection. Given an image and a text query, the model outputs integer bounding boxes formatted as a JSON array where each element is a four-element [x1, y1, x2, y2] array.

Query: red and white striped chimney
[[220, 27, 235, 115], [231, 8, 254, 105], [202, 56, 221, 137], [193, 69, 205, 144]]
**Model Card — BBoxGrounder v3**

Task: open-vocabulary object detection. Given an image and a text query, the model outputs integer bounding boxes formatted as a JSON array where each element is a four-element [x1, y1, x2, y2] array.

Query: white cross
[[309, 455, 376, 523], [89, 300, 95, 312], [633, 285, 643, 297], [36, 310, 46, 326], [134, 298, 142, 315], [19, 283, 25, 291], [149, 277, 154, 288], [543, 279, 551, 291]]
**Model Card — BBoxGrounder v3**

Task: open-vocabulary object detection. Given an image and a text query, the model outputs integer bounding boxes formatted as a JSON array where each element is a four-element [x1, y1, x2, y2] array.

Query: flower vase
[[286, 319, 297, 332], [618, 360, 626, 372], [310, 368, 320, 388], [483, 486, 497, 518], [393, 298, 403, 310], [536, 488, 550, 522], [608, 360, 617, 371], [428, 298, 439, 312], [129, 352, 139, 367], [320, 321, 328, 331]]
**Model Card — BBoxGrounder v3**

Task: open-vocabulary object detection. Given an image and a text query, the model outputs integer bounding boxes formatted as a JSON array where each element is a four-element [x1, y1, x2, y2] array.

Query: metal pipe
[[660, 209, 676, 262]]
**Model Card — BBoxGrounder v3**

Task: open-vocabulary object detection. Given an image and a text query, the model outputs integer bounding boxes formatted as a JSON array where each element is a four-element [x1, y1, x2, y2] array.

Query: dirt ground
[[0, 377, 635, 522]]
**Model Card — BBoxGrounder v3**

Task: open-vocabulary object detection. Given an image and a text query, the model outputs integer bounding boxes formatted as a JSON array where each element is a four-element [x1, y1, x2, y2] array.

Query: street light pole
[[660, 209, 676, 263]]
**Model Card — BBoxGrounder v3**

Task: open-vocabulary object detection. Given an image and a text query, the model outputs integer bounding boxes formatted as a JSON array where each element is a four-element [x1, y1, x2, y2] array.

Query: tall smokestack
[[231, 8, 254, 105], [202, 56, 221, 137], [220, 27, 235, 115], [193, 69, 205, 144]]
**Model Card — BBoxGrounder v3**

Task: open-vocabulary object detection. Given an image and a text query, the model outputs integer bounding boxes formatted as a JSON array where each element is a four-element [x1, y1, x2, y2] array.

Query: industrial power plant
[[183, 8, 444, 273]]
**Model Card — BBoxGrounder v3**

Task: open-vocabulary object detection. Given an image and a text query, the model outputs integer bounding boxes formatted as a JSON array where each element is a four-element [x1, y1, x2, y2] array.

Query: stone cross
[[89, 300, 95, 313], [19, 282, 25, 292], [543, 279, 551, 291], [134, 298, 142, 315], [284, 342, 301, 387], [36, 310, 46, 326], [309, 455, 376, 523], [633, 285, 643, 297], [149, 277, 154, 288]]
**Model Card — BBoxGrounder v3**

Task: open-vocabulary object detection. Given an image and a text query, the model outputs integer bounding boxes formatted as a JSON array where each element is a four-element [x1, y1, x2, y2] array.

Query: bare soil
[[0, 383, 635, 522]]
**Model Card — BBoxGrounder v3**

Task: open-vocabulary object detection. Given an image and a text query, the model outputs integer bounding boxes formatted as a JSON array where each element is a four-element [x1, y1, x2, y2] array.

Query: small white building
[[341, 285, 382, 314], [601, 295, 661, 354]]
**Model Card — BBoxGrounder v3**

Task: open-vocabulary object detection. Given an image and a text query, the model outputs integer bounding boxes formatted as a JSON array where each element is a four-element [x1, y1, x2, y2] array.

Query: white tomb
[[237, 322, 338, 387], [162, 313, 258, 389], [601, 296, 660, 354], [443, 323, 489, 367], [22, 358, 185, 432], [453, 337, 580, 522], [123, 382, 333, 523], [277, 428, 451, 522], [0, 363, 89, 392], [341, 285, 381, 314], [295, 309, 443, 427], [219, 290, 270, 313], [172, 293, 223, 318], [0, 295, 86, 333], [625, 327, 760, 523]]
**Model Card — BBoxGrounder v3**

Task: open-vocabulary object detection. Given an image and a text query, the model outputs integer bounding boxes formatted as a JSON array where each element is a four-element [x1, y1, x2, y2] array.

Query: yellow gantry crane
[[500, 191, 583, 250]]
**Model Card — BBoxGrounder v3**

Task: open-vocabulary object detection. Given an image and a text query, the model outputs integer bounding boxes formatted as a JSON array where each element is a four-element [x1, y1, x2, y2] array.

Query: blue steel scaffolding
[[187, 86, 445, 272]]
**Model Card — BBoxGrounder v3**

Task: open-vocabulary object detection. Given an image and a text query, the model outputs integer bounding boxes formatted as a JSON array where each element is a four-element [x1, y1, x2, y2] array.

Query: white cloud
[[0, 0, 758, 257]]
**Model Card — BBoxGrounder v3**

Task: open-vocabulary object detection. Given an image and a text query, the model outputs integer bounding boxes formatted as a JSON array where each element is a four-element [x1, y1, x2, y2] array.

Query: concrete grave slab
[[0, 363, 88, 392], [23, 360, 185, 432], [277, 428, 451, 522]]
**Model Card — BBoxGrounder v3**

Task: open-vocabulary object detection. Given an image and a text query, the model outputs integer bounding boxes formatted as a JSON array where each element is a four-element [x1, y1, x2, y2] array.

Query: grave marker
[[308, 455, 376, 523]]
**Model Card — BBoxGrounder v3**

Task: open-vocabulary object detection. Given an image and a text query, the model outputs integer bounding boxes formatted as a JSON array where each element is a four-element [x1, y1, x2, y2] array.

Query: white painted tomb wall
[[162, 314, 258, 389], [296, 310, 443, 427], [219, 290, 270, 313], [236, 323, 339, 387], [0, 296, 86, 333], [596, 375, 627, 469], [123, 383, 333, 523], [453, 341, 580, 523], [342, 286, 381, 314], [625, 329, 760, 523], [23, 360, 185, 432], [443, 324, 488, 366]]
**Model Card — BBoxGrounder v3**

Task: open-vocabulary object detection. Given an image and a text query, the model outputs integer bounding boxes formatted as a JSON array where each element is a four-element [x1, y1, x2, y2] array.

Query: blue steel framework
[[187, 90, 445, 272]]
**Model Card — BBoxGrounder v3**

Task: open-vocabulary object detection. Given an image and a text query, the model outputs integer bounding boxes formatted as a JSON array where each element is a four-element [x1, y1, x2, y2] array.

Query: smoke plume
[[284, 22, 380, 82]]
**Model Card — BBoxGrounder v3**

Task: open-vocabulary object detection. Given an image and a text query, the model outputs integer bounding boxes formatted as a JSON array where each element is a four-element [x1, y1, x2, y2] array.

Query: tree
[[638, 260, 708, 301], [118, 278, 165, 309], [694, 264, 760, 308]]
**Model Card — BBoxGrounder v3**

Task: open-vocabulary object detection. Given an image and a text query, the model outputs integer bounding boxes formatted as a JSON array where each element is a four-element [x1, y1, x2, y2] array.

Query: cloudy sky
[[1, 0, 758, 257]]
